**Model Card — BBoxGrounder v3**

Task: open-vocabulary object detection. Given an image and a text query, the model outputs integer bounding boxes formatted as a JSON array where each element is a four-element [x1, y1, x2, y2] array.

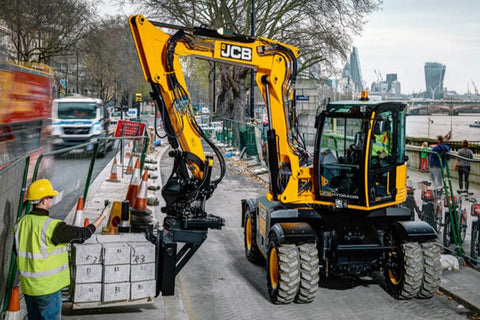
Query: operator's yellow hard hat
[[26, 179, 59, 201]]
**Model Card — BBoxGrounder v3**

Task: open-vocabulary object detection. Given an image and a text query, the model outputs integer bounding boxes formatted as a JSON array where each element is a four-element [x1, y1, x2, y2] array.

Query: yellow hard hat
[[26, 179, 59, 201]]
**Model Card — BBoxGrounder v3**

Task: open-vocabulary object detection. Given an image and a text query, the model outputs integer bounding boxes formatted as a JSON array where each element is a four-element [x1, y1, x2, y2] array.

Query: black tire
[[97, 141, 106, 158], [417, 241, 441, 298], [385, 242, 423, 299], [295, 243, 319, 303], [266, 235, 300, 304], [471, 223, 479, 267], [244, 212, 263, 264], [422, 204, 435, 229], [106, 139, 114, 152], [443, 217, 452, 248]]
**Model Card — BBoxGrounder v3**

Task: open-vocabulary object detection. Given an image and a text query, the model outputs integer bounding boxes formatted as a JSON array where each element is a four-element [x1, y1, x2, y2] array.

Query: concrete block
[[73, 283, 101, 303], [85, 233, 148, 244], [130, 263, 156, 282], [130, 242, 155, 264], [103, 243, 131, 265], [103, 282, 130, 302], [130, 280, 156, 300], [74, 264, 103, 283], [72, 243, 102, 265], [103, 264, 130, 283]]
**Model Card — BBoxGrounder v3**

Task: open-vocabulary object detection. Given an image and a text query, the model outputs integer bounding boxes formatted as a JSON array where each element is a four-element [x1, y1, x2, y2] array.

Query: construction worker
[[15, 179, 107, 320], [371, 118, 391, 161]]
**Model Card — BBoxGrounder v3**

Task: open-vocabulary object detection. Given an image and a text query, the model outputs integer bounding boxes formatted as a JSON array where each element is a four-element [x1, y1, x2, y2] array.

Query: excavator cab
[[314, 95, 408, 210]]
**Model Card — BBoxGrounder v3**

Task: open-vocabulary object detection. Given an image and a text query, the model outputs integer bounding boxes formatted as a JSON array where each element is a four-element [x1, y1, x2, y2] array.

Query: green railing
[[215, 119, 259, 157]]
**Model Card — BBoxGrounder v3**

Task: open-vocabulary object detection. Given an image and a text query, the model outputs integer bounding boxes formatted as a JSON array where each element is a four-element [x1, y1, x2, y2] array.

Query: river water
[[406, 114, 480, 141]]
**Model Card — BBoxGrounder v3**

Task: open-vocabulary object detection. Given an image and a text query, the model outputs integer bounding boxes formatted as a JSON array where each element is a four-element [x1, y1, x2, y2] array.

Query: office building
[[342, 47, 363, 92], [349, 47, 363, 91], [424, 62, 446, 99]]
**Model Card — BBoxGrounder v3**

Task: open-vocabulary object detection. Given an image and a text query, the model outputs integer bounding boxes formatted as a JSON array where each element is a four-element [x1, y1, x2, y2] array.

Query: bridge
[[407, 99, 480, 115]]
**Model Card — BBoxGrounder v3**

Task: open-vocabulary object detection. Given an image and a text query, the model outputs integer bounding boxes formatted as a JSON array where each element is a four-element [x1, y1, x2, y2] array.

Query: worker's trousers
[[24, 290, 62, 320]]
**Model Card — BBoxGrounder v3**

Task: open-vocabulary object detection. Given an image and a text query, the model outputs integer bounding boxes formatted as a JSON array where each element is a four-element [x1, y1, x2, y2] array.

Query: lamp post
[[249, 0, 255, 121]]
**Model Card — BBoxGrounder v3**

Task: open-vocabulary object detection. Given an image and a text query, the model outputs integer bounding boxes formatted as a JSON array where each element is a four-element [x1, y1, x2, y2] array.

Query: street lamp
[[249, 0, 256, 121]]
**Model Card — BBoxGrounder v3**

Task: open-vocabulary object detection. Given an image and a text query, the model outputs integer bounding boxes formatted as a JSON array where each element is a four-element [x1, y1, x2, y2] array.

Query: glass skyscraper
[[350, 47, 363, 91], [424, 62, 446, 99]]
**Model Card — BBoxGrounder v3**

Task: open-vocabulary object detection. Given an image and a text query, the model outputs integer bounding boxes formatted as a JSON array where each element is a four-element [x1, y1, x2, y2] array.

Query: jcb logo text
[[220, 43, 252, 61]]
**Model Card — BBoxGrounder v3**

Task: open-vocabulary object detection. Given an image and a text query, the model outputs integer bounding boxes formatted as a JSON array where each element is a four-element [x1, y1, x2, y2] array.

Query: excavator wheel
[[266, 235, 300, 304], [295, 242, 319, 303], [417, 241, 441, 298], [384, 242, 423, 299], [244, 212, 263, 264]]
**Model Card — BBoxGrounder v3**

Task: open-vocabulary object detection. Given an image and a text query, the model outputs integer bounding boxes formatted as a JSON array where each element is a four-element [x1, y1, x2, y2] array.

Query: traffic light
[[135, 93, 142, 102]]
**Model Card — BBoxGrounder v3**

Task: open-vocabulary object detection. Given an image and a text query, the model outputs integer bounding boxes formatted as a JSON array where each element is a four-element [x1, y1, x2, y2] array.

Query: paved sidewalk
[[62, 144, 189, 320]]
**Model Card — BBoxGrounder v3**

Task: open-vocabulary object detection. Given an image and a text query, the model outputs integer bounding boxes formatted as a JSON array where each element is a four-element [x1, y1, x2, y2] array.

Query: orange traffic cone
[[125, 155, 134, 174], [131, 170, 152, 216], [5, 286, 20, 320], [125, 158, 141, 206], [84, 218, 90, 227], [73, 197, 84, 227], [125, 142, 131, 158], [106, 158, 121, 182], [134, 171, 148, 210]]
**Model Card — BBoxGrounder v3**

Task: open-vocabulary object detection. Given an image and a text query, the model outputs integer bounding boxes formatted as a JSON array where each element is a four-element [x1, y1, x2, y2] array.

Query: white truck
[[51, 96, 114, 157]]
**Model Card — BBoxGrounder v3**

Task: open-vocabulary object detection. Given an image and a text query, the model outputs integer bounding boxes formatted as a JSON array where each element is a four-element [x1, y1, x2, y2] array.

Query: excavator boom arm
[[129, 15, 307, 203]]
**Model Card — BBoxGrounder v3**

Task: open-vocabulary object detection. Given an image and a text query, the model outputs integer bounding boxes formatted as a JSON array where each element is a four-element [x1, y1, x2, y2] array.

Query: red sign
[[114, 120, 145, 140]]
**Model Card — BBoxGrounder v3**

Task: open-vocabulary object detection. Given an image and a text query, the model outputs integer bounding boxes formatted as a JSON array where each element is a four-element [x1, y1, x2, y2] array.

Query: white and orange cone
[[73, 197, 84, 227], [134, 171, 148, 210], [5, 286, 20, 320], [125, 158, 141, 206], [125, 142, 131, 158], [106, 158, 121, 182], [131, 170, 152, 215], [125, 155, 134, 174]]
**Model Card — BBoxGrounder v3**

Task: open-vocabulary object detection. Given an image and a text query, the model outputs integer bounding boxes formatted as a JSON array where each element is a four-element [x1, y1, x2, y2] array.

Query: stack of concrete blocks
[[71, 243, 103, 304], [71, 234, 156, 308]]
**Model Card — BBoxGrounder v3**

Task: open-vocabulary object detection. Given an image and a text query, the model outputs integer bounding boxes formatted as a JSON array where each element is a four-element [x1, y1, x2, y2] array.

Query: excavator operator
[[371, 117, 390, 160]]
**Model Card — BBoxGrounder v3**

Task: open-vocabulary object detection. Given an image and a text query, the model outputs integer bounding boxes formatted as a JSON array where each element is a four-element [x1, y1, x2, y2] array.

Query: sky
[[352, 0, 480, 94], [101, 1, 480, 95]]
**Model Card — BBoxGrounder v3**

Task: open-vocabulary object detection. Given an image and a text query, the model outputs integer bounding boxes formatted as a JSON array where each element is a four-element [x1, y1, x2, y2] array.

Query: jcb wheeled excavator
[[129, 15, 440, 303]]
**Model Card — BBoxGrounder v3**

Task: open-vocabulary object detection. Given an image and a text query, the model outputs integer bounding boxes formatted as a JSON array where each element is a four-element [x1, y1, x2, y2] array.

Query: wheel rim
[[269, 247, 279, 289], [387, 245, 402, 286], [245, 217, 252, 250]]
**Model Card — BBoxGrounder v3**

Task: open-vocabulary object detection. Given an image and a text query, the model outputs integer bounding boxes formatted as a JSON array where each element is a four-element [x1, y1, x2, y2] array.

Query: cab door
[[367, 107, 400, 205]]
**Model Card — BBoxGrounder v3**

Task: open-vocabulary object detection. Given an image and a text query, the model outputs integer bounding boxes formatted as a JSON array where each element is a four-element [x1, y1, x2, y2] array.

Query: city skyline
[[353, 0, 480, 95]]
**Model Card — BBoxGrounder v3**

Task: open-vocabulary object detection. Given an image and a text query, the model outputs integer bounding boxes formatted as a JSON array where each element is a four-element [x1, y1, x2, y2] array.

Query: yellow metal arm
[[129, 15, 313, 204]]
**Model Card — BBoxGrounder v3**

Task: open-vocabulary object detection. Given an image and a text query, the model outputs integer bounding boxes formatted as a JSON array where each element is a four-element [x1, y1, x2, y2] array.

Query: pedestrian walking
[[420, 141, 429, 172], [15, 179, 107, 320], [428, 135, 450, 190], [457, 140, 474, 191]]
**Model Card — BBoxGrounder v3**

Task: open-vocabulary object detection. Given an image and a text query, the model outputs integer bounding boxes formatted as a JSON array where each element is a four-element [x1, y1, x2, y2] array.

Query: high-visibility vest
[[15, 214, 70, 296], [372, 132, 390, 156]]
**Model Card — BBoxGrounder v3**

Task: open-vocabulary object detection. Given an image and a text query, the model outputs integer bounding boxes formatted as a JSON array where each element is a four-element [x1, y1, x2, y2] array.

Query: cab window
[[317, 116, 365, 198]]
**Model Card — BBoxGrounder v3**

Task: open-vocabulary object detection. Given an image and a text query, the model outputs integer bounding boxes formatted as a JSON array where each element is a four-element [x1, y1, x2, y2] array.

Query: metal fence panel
[[0, 157, 26, 310]]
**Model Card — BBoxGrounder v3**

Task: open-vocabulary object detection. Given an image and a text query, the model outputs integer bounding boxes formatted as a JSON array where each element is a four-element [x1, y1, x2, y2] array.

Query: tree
[[0, 0, 94, 63], [127, 0, 381, 120], [79, 16, 146, 105]]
